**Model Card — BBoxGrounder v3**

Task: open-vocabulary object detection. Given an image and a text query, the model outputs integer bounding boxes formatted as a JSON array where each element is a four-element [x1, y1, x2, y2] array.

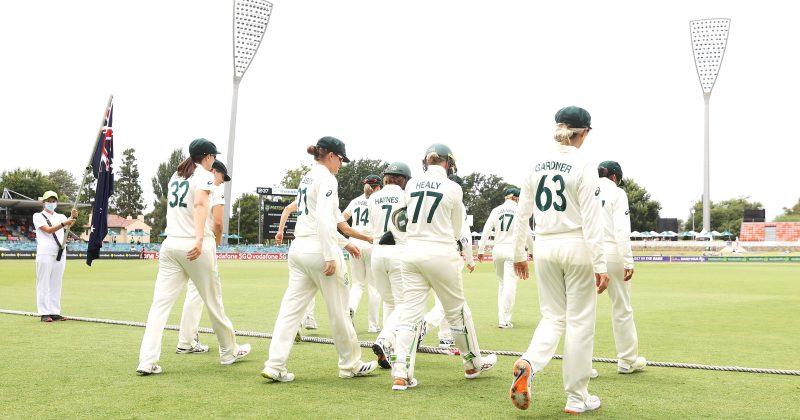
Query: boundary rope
[[3, 309, 798, 376]]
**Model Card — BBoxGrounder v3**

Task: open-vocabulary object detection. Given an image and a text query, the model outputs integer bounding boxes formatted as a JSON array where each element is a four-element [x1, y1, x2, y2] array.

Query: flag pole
[[60, 94, 113, 255]]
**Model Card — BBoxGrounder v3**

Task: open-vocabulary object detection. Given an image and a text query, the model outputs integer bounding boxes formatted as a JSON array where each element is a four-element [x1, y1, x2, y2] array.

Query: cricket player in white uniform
[[424, 173, 476, 351], [509, 106, 608, 414], [261, 137, 378, 382], [276, 199, 373, 336], [594, 160, 646, 375], [175, 159, 231, 354], [367, 162, 411, 368], [32, 191, 77, 322], [137, 139, 250, 375], [343, 175, 383, 332], [391, 144, 497, 391], [477, 186, 533, 328]]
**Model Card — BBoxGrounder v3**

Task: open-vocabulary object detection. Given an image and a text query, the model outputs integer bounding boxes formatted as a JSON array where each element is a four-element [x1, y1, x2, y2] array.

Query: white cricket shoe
[[438, 338, 455, 348], [220, 343, 251, 365], [261, 368, 295, 383], [339, 360, 378, 378], [618, 356, 647, 374], [498, 322, 514, 329], [564, 395, 601, 414], [176, 342, 209, 354], [303, 316, 318, 330], [465, 353, 497, 379], [136, 364, 162, 376], [367, 325, 380, 333], [590, 368, 599, 379], [391, 377, 418, 391]]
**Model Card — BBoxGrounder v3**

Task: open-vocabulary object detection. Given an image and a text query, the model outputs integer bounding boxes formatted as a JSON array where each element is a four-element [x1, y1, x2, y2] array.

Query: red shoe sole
[[509, 360, 531, 410]]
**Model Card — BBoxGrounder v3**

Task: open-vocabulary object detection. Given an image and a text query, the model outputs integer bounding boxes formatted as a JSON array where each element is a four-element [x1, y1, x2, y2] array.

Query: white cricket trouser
[[371, 244, 404, 349], [139, 237, 238, 368], [35, 254, 65, 315], [604, 252, 639, 368], [492, 244, 517, 325], [521, 237, 597, 408], [264, 248, 362, 374], [424, 294, 452, 340], [393, 242, 487, 380], [348, 243, 381, 328], [177, 279, 205, 349], [304, 298, 315, 320]]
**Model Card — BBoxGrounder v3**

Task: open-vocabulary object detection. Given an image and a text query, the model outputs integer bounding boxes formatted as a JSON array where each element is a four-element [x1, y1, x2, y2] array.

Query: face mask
[[44, 202, 57, 212]]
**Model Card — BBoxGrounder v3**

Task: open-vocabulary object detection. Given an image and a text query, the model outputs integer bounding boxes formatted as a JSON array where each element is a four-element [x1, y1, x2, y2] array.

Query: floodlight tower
[[690, 18, 730, 234], [223, 0, 273, 244]]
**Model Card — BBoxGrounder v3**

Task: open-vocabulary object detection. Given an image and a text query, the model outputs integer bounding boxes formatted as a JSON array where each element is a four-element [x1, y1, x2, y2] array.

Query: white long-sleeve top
[[368, 184, 407, 245], [291, 163, 344, 261], [404, 165, 463, 246], [512, 144, 607, 274], [598, 177, 634, 269], [344, 194, 373, 236], [478, 199, 533, 254], [458, 205, 475, 265]]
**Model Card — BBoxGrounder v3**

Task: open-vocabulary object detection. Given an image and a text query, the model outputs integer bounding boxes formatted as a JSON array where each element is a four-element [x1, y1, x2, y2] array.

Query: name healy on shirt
[[535, 161, 572, 173], [414, 181, 441, 189]]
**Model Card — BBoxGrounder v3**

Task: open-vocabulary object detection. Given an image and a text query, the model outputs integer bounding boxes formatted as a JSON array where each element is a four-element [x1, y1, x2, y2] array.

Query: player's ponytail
[[364, 183, 375, 199], [554, 123, 587, 146], [307, 145, 330, 161], [176, 155, 204, 179]]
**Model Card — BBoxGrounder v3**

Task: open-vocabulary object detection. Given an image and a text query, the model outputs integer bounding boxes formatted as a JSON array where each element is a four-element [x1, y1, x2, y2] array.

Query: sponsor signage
[[257, 187, 297, 196], [633, 256, 670, 262], [670, 256, 707, 262], [0, 251, 142, 260]]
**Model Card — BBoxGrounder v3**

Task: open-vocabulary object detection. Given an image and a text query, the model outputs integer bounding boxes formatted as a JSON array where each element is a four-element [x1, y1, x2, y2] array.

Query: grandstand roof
[[0, 198, 90, 209]]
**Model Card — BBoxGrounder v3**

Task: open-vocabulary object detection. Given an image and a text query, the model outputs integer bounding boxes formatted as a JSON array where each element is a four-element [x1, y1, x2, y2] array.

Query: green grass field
[[1, 259, 799, 419]]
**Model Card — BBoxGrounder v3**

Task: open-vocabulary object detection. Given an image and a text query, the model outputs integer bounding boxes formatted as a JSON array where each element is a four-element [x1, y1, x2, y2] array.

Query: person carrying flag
[[32, 191, 77, 322]]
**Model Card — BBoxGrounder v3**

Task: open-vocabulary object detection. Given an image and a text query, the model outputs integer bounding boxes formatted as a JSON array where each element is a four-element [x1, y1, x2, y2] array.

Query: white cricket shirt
[[291, 163, 343, 261], [404, 165, 463, 246], [598, 177, 634, 269], [344, 194, 373, 236], [368, 184, 407, 245], [164, 164, 215, 239], [512, 144, 607, 274]]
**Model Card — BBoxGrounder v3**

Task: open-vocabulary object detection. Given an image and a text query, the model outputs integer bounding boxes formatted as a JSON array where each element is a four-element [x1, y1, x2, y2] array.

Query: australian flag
[[87, 102, 115, 266]]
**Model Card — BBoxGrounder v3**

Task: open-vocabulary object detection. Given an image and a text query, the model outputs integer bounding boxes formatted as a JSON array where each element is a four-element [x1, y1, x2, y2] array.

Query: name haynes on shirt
[[535, 161, 573, 173], [300, 176, 313, 186], [374, 196, 399, 205]]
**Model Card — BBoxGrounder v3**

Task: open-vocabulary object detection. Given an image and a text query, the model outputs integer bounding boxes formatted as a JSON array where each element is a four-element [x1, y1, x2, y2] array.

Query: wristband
[[61, 222, 65, 228]]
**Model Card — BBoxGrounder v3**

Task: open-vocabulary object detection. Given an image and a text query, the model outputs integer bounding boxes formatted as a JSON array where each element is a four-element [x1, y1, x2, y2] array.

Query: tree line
[[4, 151, 800, 242]]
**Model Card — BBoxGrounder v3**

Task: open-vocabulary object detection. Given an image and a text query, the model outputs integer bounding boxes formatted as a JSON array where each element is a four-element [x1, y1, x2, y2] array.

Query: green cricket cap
[[317, 136, 350, 162], [555, 106, 592, 129], [212, 160, 231, 182], [504, 186, 521, 197], [598, 160, 624, 186], [189, 138, 221, 157]]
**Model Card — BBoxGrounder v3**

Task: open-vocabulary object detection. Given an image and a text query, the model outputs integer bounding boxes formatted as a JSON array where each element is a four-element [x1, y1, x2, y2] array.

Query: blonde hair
[[363, 183, 376, 199], [553, 123, 588, 146]]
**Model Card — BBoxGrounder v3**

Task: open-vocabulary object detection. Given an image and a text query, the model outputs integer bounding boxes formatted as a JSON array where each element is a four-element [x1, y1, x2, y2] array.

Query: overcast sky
[[1, 1, 797, 224]]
